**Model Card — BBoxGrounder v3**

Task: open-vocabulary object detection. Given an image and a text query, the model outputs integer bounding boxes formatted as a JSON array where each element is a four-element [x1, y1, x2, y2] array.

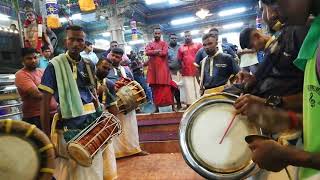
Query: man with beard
[[178, 30, 202, 106], [95, 58, 119, 180], [199, 33, 239, 94], [15, 47, 57, 128], [194, 28, 219, 67], [39, 25, 104, 180], [107, 47, 148, 158], [168, 33, 182, 110], [243, 0, 320, 179], [145, 27, 173, 111]]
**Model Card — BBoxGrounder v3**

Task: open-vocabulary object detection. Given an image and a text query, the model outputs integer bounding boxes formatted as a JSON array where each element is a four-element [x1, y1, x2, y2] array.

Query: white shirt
[[80, 51, 99, 65]]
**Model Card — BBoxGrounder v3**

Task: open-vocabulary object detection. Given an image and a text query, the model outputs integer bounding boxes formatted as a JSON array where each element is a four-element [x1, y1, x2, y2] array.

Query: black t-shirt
[[202, 53, 240, 89], [251, 25, 308, 97]]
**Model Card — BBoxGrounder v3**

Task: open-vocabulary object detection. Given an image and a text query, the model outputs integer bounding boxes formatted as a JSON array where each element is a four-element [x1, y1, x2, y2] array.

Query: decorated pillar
[[97, 1, 131, 48], [107, 16, 125, 48]]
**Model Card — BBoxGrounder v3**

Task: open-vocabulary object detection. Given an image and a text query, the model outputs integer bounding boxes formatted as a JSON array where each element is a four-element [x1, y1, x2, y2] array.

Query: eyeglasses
[[26, 13, 34, 17]]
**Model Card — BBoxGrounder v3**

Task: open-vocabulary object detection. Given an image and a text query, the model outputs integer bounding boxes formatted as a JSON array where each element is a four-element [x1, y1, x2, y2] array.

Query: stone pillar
[[107, 16, 125, 48]]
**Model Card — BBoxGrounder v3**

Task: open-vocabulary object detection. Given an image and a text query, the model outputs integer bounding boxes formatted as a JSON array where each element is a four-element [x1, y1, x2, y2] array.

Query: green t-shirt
[[294, 15, 320, 179]]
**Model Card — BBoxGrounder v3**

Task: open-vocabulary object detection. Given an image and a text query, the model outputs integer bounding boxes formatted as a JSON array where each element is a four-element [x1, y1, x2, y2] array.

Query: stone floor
[[117, 153, 204, 180]]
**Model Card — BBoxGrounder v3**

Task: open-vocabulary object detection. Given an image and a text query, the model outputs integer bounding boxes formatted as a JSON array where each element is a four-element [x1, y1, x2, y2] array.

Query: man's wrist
[[282, 147, 312, 167], [265, 96, 283, 108]]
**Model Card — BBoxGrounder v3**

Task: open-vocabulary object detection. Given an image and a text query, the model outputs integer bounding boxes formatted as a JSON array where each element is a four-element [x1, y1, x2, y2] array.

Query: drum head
[[68, 142, 92, 167], [0, 135, 40, 180], [188, 103, 256, 173], [180, 93, 260, 179]]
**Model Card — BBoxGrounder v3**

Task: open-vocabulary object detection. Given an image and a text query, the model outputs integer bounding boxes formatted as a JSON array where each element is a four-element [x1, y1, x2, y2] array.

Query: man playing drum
[[245, 0, 320, 179], [96, 57, 120, 180], [39, 25, 105, 180], [107, 48, 148, 158]]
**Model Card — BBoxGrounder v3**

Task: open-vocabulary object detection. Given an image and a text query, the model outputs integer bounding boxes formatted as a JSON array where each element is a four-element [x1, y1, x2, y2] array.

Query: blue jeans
[[133, 74, 153, 102]]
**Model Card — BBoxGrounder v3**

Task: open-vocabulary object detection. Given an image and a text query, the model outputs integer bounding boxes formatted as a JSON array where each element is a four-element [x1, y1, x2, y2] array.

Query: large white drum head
[[0, 135, 40, 180], [189, 103, 257, 173]]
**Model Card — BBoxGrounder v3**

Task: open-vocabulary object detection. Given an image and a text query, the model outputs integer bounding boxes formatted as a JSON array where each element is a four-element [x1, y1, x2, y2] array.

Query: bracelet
[[288, 111, 299, 129]]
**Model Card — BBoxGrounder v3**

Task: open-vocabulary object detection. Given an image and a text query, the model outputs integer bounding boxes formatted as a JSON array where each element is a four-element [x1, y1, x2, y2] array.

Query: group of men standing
[[145, 27, 240, 111]]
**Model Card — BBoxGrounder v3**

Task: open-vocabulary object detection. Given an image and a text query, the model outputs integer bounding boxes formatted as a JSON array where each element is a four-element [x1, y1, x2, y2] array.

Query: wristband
[[288, 111, 299, 129]]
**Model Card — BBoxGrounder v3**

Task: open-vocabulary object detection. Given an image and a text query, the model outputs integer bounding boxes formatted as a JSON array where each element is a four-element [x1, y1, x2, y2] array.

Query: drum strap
[[83, 58, 96, 88]]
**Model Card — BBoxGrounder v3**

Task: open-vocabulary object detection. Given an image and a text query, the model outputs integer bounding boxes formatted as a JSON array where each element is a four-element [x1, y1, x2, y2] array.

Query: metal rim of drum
[[67, 142, 93, 167], [179, 93, 259, 180], [0, 120, 55, 180]]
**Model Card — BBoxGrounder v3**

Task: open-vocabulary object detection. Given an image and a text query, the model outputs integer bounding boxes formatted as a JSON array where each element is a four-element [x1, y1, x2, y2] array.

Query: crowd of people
[[11, 0, 320, 179]]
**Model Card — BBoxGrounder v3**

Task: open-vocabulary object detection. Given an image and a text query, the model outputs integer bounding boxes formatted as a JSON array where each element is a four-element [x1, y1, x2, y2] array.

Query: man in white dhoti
[[107, 48, 148, 158]]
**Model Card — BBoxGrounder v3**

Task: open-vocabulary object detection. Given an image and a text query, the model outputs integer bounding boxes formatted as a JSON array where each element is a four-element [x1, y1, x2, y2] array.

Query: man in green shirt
[[245, 0, 320, 179]]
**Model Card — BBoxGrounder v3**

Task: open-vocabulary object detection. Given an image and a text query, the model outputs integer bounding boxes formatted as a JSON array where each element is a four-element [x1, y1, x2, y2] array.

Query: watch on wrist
[[265, 96, 283, 108]]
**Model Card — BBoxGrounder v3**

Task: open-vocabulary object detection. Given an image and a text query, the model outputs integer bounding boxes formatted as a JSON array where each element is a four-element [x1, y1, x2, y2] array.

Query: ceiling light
[[218, 7, 246, 17], [191, 29, 200, 35], [102, 32, 111, 37], [71, 13, 82, 20], [129, 39, 145, 45], [171, 17, 196, 26], [196, 9, 212, 19], [145, 0, 166, 5], [169, 0, 179, 4], [59, 17, 67, 23], [0, 14, 9, 21], [223, 22, 244, 29], [145, 0, 179, 5]]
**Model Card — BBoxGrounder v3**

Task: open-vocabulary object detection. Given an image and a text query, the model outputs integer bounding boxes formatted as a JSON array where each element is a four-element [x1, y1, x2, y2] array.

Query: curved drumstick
[[219, 113, 237, 144]]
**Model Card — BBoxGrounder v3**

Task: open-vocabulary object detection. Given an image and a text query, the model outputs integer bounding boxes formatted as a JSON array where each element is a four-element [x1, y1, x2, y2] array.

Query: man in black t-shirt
[[199, 33, 239, 93]]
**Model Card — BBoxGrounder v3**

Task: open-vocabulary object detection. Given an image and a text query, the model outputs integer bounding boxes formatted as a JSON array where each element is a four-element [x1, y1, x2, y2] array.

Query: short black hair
[[239, 27, 256, 49], [169, 33, 177, 37], [260, 0, 276, 5], [66, 25, 84, 32], [202, 33, 218, 41], [209, 28, 219, 33], [41, 45, 50, 52], [85, 41, 92, 46], [153, 27, 161, 31], [111, 47, 124, 56], [110, 41, 118, 45], [97, 57, 112, 66], [21, 47, 37, 58]]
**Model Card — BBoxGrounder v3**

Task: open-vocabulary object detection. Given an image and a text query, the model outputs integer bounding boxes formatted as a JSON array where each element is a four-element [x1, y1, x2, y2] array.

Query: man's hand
[[248, 139, 289, 172], [97, 85, 107, 96], [154, 49, 161, 55], [246, 103, 300, 133], [234, 71, 256, 88], [234, 94, 265, 115]]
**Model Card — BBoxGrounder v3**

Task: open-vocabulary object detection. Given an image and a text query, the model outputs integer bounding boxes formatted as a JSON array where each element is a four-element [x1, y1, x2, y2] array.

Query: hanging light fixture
[[196, 8, 212, 19]]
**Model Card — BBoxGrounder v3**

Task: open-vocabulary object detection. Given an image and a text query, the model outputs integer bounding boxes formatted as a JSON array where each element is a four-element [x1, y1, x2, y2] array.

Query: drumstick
[[219, 113, 237, 144], [285, 167, 292, 180]]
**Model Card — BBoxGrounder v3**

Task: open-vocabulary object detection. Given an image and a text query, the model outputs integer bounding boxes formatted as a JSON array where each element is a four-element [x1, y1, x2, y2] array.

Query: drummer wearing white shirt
[[80, 41, 99, 65]]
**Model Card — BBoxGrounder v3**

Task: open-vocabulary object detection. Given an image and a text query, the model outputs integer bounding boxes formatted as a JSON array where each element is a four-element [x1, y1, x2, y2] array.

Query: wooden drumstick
[[285, 167, 293, 180], [219, 113, 237, 144]]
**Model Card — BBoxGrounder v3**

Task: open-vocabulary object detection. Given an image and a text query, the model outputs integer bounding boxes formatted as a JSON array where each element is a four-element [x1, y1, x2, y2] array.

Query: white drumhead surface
[[190, 103, 256, 173], [0, 135, 40, 180]]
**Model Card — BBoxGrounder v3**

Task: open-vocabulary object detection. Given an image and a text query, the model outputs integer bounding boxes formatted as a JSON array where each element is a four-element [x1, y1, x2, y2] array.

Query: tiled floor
[[117, 153, 204, 180]]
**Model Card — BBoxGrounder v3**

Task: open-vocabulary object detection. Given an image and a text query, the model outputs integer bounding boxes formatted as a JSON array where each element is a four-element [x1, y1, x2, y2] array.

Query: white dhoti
[[54, 132, 104, 180], [181, 76, 200, 105], [102, 141, 117, 180], [113, 110, 141, 158]]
